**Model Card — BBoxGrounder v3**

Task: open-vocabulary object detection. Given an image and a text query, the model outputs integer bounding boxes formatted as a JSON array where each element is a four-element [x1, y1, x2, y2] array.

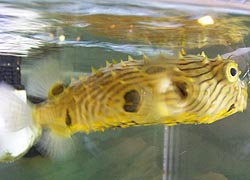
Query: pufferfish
[[0, 50, 247, 162]]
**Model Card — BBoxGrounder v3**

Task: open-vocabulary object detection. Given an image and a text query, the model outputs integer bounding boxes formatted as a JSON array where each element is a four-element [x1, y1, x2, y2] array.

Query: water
[[0, 0, 250, 180]]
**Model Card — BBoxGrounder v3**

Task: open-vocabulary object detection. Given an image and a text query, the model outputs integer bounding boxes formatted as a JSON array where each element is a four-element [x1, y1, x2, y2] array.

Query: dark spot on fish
[[145, 66, 166, 74], [227, 104, 235, 112], [174, 81, 188, 99], [52, 84, 64, 96], [65, 109, 72, 126], [123, 90, 140, 112]]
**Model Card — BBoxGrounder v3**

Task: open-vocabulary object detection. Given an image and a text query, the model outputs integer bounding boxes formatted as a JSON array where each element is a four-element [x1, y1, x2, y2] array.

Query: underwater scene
[[0, 0, 250, 180]]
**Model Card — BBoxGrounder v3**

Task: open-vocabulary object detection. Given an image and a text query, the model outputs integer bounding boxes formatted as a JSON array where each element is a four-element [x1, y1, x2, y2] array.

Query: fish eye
[[225, 62, 240, 82], [230, 67, 237, 76]]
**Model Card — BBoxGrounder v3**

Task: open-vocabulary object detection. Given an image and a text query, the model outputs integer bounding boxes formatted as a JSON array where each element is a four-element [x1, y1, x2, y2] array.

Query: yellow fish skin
[[32, 54, 247, 137]]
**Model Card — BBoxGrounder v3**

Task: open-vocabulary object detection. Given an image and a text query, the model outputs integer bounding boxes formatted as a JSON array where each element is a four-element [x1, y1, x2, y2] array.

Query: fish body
[[33, 53, 247, 137], [0, 52, 247, 162]]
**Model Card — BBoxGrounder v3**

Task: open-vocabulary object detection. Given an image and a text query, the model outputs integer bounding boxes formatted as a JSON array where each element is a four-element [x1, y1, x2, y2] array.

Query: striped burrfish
[[0, 51, 247, 162]]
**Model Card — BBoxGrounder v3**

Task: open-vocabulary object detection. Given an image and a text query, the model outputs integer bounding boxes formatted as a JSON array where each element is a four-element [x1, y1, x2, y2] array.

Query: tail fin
[[0, 84, 41, 162]]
